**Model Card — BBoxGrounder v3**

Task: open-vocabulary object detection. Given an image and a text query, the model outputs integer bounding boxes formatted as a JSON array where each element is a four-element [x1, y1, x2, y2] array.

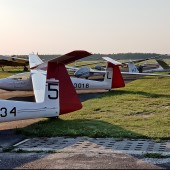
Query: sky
[[0, 0, 170, 55]]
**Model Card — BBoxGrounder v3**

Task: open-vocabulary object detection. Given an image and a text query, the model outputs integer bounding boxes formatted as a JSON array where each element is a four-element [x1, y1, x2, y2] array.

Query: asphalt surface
[[0, 89, 169, 169], [0, 152, 163, 169]]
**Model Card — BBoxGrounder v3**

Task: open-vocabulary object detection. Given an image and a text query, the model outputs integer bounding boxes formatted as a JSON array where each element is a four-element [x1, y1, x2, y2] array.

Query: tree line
[[17, 53, 170, 61]]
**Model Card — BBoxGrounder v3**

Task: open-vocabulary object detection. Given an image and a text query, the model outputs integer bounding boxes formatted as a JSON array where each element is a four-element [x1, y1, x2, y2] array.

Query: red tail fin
[[47, 62, 82, 115], [107, 63, 125, 88]]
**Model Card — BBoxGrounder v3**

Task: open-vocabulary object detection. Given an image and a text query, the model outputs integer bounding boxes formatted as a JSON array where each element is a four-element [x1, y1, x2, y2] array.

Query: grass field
[[16, 76, 170, 140], [0, 66, 27, 78]]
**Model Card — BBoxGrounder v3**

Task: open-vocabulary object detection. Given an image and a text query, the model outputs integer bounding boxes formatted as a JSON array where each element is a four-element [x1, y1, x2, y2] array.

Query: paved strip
[[13, 137, 170, 155], [0, 129, 25, 149]]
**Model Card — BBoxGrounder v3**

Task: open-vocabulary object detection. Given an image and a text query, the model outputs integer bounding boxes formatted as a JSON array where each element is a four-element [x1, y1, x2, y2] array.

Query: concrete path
[[0, 134, 169, 169]]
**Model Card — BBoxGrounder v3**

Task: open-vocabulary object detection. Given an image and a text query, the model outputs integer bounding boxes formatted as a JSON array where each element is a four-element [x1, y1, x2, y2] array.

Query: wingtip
[[65, 50, 92, 58]]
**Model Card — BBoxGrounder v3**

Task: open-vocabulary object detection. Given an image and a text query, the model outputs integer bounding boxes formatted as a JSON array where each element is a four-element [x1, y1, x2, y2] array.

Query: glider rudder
[[47, 62, 82, 114], [108, 62, 125, 88], [103, 57, 125, 88]]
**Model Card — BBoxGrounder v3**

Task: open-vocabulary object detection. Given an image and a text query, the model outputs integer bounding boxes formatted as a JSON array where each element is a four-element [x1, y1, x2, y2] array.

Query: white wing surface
[[29, 54, 46, 103], [121, 72, 170, 77], [30, 69, 46, 103], [102, 57, 122, 65]]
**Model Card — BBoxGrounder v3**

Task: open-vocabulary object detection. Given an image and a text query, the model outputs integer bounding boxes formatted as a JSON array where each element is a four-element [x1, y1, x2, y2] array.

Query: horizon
[[14, 52, 170, 57]]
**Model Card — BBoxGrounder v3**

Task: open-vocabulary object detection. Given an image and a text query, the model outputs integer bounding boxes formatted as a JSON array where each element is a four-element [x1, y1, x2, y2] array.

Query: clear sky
[[0, 0, 170, 55]]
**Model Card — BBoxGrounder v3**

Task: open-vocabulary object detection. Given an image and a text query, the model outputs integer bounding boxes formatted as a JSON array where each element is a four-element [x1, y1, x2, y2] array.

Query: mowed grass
[[0, 66, 27, 78], [17, 76, 170, 140]]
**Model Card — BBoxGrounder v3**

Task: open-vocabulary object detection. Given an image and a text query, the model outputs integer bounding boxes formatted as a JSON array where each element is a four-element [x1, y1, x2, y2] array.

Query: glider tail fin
[[103, 57, 125, 88], [30, 50, 92, 115], [46, 61, 82, 115], [128, 62, 139, 73]]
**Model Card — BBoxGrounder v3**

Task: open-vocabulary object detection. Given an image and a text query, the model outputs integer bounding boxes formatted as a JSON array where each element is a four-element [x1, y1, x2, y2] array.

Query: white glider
[[0, 51, 91, 122], [0, 53, 125, 91]]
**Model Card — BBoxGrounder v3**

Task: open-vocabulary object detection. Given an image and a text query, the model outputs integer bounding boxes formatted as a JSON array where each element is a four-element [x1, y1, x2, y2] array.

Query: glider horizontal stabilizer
[[31, 50, 92, 70]]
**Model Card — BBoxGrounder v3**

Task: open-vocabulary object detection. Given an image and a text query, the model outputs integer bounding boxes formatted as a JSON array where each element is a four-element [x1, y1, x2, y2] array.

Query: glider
[[0, 51, 91, 122], [0, 53, 125, 91], [73, 57, 170, 79], [0, 50, 125, 122], [127, 60, 170, 75], [0, 55, 29, 71], [73, 56, 161, 79]]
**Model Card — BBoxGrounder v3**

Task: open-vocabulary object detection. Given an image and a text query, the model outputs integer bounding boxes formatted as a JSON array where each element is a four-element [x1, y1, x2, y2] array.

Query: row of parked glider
[[0, 51, 169, 123]]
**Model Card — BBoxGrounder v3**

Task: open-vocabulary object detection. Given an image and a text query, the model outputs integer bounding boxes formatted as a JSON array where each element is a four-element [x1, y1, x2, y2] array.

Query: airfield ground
[[0, 66, 170, 168], [0, 83, 170, 169]]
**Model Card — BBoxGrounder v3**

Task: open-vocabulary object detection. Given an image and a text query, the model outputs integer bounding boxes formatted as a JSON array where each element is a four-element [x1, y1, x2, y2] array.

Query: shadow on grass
[[16, 118, 147, 139], [78, 91, 107, 102], [101, 89, 170, 99], [78, 89, 170, 102]]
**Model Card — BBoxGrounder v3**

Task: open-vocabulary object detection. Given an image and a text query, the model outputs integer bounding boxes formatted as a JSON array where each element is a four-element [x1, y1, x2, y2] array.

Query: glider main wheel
[[23, 66, 28, 71], [49, 116, 59, 120]]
